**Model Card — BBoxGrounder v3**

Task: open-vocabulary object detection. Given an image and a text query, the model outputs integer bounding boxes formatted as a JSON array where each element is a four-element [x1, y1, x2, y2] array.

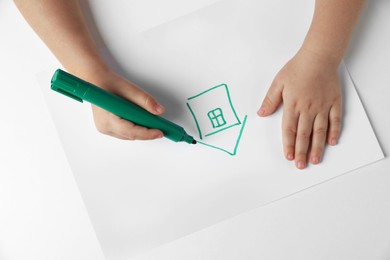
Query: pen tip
[[192, 140, 197, 144]]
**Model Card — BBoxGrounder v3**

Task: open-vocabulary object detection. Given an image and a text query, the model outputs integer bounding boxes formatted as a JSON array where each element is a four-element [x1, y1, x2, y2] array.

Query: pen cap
[[51, 69, 90, 102], [51, 69, 196, 144]]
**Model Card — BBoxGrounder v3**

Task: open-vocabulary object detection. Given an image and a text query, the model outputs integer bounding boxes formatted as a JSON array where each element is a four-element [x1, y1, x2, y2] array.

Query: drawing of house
[[208, 108, 226, 129], [186, 84, 247, 155]]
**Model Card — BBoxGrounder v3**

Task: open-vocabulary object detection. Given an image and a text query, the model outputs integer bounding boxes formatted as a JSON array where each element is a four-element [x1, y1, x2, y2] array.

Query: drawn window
[[207, 108, 226, 129]]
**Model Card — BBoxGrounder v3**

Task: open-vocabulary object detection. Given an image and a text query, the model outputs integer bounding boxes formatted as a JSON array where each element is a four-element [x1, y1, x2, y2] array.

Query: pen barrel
[[51, 69, 194, 144], [83, 84, 189, 143]]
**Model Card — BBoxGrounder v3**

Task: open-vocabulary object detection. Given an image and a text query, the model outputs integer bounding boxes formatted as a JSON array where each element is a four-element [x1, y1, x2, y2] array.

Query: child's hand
[[258, 48, 342, 169], [84, 69, 165, 140]]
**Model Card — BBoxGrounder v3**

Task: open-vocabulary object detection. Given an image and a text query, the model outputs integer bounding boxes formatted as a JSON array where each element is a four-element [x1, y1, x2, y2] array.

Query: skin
[[258, 0, 365, 169], [14, 0, 165, 141], [14, 0, 364, 169]]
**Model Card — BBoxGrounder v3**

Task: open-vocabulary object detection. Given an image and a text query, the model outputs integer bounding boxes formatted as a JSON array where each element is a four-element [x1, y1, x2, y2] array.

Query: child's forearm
[[259, 0, 365, 169], [14, 0, 107, 77], [14, 0, 166, 141], [301, 0, 365, 65]]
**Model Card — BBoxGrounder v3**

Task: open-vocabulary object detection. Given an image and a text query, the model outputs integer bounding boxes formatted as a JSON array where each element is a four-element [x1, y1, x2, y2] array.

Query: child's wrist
[[300, 31, 345, 67], [66, 61, 111, 83], [297, 44, 341, 70]]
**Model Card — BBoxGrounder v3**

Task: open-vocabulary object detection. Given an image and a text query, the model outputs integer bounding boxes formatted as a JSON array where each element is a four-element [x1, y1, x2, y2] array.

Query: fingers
[[283, 112, 323, 170], [115, 80, 165, 115], [282, 108, 298, 161], [110, 118, 164, 141], [258, 79, 283, 117], [328, 103, 342, 146], [294, 114, 315, 169], [92, 74, 166, 141], [92, 105, 164, 141], [309, 113, 328, 165], [260, 50, 343, 169], [282, 108, 341, 170]]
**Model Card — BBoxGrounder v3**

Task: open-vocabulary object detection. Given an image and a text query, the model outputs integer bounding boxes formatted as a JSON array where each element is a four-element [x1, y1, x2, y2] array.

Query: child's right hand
[[14, 0, 164, 141], [82, 69, 165, 141]]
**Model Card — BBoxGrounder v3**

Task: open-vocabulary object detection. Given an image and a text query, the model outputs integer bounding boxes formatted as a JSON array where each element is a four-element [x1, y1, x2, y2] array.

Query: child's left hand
[[258, 48, 342, 169]]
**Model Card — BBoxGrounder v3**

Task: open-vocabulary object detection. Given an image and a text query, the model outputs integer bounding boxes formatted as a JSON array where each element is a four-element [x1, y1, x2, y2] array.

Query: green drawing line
[[207, 108, 226, 128], [198, 141, 236, 156], [198, 115, 248, 156], [186, 84, 247, 155], [187, 84, 226, 100], [223, 84, 241, 125], [188, 84, 241, 125], [186, 102, 203, 140], [204, 122, 241, 137], [232, 115, 248, 155]]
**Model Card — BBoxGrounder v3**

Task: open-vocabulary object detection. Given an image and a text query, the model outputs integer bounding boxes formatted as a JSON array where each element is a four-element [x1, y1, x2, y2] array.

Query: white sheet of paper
[[85, 0, 223, 33], [38, 0, 383, 259]]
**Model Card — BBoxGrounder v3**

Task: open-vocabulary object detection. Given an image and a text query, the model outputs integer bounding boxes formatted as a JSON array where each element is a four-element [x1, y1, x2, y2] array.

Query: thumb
[[119, 81, 165, 115], [258, 79, 283, 117]]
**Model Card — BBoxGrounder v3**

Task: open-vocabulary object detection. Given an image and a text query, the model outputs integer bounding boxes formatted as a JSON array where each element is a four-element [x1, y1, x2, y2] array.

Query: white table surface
[[0, 1, 389, 259]]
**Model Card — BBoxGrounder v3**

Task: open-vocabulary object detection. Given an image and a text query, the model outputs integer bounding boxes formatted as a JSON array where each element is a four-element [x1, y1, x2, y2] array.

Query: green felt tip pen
[[51, 69, 196, 144]]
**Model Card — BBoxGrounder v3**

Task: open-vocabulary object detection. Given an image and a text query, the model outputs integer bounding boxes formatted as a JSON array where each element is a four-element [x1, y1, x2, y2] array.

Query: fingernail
[[330, 138, 337, 146], [257, 108, 265, 116], [155, 104, 165, 113], [156, 132, 164, 138], [297, 161, 306, 169], [287, 154, 294, 160], [311, 156, 320, 164]]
